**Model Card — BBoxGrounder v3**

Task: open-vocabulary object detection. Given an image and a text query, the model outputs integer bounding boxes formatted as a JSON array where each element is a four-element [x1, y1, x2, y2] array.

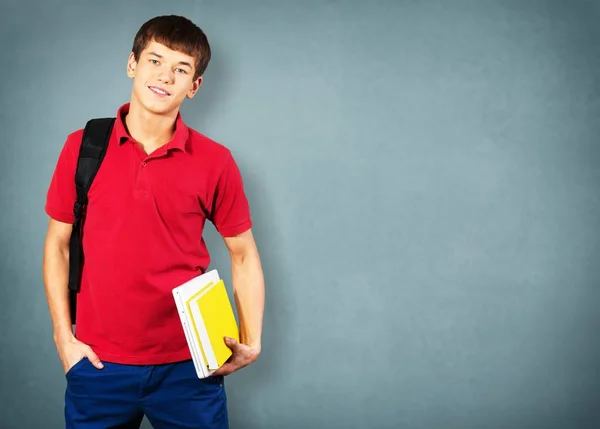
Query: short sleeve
[[44, 130, 83, 224], [210, 154, 252, 237]]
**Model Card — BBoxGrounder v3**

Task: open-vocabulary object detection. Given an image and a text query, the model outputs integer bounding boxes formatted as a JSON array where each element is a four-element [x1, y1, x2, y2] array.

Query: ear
[[186, 76, 203, 99], [126, 52, 137, 78]]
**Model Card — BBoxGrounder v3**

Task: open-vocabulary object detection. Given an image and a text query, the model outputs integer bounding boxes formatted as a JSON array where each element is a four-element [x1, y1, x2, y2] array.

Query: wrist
[[249, 342, 261, 354], [242, 335, 261, 350], [53, 328, 75, 345]]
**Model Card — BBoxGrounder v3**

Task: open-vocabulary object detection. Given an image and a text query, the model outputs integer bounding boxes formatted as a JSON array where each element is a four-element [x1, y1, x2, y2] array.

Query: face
[[126, 40, 202, 116]]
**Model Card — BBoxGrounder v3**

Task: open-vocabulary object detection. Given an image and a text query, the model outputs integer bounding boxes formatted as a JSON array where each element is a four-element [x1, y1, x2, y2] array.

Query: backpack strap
[[68, 118, 115, 321]]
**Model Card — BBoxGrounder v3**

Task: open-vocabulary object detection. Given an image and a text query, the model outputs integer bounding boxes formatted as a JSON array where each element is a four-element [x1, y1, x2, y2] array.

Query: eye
[[176, 68, 187, 74], [150, 59, 159, 65]]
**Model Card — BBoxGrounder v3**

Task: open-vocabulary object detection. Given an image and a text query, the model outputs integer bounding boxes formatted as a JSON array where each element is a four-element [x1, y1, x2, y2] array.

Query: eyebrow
[[147, 52, 193, 69]]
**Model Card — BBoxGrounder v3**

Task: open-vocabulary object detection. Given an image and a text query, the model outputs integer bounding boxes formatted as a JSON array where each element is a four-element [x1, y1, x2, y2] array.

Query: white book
[[172, 269, 221, 379]]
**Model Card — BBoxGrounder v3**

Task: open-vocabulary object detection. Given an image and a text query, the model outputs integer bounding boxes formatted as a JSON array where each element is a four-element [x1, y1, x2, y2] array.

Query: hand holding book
[[211, 337, 260, 376], [172, 269, 258, 378]]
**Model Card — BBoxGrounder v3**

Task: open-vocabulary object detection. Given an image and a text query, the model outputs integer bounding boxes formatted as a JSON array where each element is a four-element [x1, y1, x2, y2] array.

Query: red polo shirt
[[45, 103, 252, 365]]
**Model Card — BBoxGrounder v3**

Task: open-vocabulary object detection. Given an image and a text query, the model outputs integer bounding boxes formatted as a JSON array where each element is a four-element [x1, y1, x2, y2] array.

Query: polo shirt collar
[[114, 103, 190, 153]]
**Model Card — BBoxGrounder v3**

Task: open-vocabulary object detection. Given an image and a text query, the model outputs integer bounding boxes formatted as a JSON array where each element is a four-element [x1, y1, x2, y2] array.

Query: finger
[[213, 363, 235, 377], [85, 348, 104, 369], [224, 337, 239, 350], [211, 366, 225, 376], [211, 367, 225, 376]]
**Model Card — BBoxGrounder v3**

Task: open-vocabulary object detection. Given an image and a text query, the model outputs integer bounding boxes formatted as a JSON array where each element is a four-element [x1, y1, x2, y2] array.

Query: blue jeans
[[64, 358, 228, 429]]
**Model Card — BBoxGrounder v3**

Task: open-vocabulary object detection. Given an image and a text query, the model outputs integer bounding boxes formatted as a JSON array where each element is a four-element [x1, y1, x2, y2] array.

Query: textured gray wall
[[1, 1, 599, 428]]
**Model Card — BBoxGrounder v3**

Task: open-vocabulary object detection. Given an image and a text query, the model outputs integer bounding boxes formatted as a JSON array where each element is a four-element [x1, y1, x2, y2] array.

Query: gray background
[[1, 0, 599, 428]]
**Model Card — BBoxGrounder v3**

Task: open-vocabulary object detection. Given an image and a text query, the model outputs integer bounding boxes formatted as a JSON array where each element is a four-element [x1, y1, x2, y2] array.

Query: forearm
[[42, 241, 74, 342], [231, 248, 265, 350]]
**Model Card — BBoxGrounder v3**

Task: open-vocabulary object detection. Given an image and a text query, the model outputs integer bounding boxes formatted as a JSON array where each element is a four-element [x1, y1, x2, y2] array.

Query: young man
[[42, 15, 264, 429]]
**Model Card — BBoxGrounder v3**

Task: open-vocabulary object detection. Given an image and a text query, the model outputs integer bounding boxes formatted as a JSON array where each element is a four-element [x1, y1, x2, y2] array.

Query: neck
[[124, 97, 178, 151]]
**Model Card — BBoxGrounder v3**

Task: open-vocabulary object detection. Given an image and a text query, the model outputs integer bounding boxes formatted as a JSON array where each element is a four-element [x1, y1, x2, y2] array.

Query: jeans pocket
[[65, 357, 88, 379]]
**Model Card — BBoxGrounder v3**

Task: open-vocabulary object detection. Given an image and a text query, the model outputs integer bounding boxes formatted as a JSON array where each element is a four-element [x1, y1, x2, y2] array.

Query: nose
[[157, 66, 174, 84]]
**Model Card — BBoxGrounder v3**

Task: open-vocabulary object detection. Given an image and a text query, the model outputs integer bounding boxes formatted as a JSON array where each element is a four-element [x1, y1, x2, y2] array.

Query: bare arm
[[226, 228, 265, 350], [212, 228, 264, 375], [42, 218, 74, 342], [42, 218, 103, 371]]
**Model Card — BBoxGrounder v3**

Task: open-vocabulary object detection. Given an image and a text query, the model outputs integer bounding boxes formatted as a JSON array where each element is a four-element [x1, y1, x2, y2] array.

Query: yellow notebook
[[190, 279, 239, 369], [172, 270, 239, 378]]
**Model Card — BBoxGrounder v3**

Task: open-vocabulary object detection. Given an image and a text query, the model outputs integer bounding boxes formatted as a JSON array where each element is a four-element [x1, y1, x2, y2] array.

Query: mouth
[[148, 86, 171, 97]]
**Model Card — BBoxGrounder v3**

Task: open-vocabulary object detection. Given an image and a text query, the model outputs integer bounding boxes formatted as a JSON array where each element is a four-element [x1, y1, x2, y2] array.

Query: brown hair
[[132, 15, 211, 80]]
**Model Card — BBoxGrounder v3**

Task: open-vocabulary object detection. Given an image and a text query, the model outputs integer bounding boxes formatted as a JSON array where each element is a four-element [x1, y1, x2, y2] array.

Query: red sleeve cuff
[[216, 219, 252, 237], [45, 203, 75, 224]]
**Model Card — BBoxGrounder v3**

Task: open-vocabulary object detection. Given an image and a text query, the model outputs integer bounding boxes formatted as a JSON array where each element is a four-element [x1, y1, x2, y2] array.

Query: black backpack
[[67, 118, 116, 323]]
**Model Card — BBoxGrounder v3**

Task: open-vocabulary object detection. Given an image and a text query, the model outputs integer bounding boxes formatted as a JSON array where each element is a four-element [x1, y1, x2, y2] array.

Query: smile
[[148, 86, 171, 96]]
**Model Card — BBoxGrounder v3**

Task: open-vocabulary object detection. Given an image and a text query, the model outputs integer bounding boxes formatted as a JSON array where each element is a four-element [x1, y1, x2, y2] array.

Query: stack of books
[[172, 269, 239, 378]]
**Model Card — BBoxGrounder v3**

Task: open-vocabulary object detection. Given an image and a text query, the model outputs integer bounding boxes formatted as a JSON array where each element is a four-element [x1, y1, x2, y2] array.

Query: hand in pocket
[[57, 336, 104, 374]]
